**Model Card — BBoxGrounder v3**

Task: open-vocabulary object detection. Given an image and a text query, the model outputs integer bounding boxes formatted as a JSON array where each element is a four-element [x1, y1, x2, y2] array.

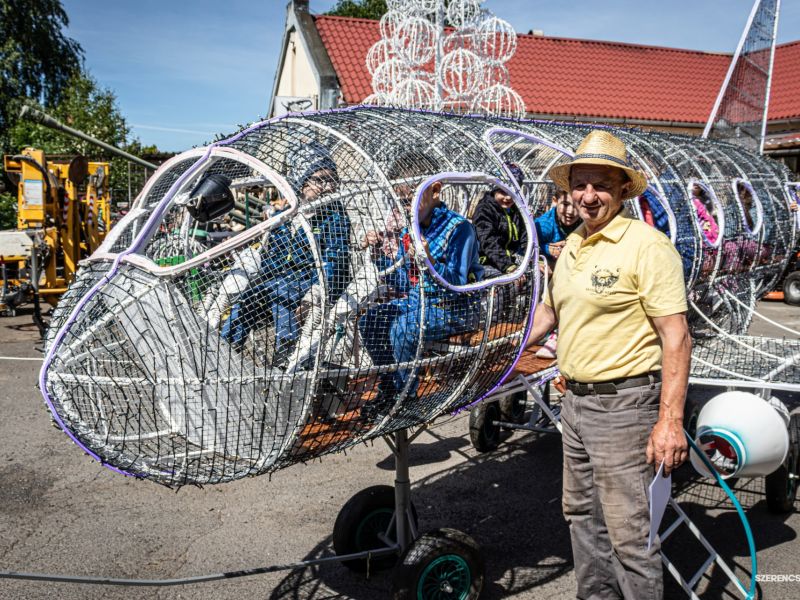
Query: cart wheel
[[469, 402, 500, 452], [784, 272, 800, 306], [333, 485, 418, 572], [765, 413, 800, 513], [391, 528, 484, 600], [499, 391, 527, 425]]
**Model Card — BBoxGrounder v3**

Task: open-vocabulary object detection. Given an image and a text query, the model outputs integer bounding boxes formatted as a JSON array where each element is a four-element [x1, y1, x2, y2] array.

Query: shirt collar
[[573, 210, 632, 244]]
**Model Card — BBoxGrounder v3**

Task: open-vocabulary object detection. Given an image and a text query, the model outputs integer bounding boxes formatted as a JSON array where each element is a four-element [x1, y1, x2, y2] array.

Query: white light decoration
[[470, 83, 526, 119], [366, 39, 395, 75], [477, 16, 518, 65], [439, 48, 483, 97], [372, 58, 412, 95], [364, 0, 526, 117], [394, 16, 436, 67], [391, 78, 438, 110], [379, 10, 405, 40], [407, 0, 438, 16], [481, 62, 510, 88], [446, 0, 482, 28], [362, 92, 392, 106]]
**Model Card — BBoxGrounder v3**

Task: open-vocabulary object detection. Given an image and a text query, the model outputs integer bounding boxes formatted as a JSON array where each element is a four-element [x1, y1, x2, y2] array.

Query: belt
[[566, 371, 661, 396]]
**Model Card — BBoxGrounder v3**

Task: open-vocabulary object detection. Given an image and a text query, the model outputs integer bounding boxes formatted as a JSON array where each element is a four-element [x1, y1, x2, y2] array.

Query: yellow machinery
[[0, 107, 157, 324], [1, 149, 111, 312]]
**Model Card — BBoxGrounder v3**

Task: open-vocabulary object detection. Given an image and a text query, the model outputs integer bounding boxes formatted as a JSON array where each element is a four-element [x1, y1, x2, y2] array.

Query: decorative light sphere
[[442, 30, 478, 55], [366, 39, 396, 75], [446, 0, 482, 28], [477, 16, 517, 64], [470, 83, 526, 119], [439, 48, 483, 98], [406, 0, 438, 16], [481, 62, 510, 88], [362, 92, 392, 107], [368, 0, 523, 118], [390, 78, 438, 110], [394, 16, 436, 67], [379, 10, 406, 40], [372, 58, 412, 95], [385, 0, 412, 10]]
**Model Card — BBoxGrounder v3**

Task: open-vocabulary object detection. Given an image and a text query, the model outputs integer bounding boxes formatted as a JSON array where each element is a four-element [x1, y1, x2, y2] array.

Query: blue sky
[[62, 0, 800, 152]]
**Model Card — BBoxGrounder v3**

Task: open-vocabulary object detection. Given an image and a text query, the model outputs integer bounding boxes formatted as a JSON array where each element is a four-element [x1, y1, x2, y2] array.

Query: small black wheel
[[333, 485, 417, 572], [765, 412, 800, 514], [391, 528, 484, 600], [499, 391, 527, 425], [784, 272, 800, 306], [469, 401, 500, 452]]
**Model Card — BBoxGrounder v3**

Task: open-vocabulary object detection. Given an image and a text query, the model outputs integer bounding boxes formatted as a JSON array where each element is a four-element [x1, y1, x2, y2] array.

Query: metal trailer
[[8, 106, 799, 598]]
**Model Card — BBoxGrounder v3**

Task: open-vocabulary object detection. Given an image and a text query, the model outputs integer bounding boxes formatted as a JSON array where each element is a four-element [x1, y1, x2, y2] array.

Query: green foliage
[[0, 0, 84, 153], [325, 0, 387, 20], [0, 192, 16, 230], [9, 72, 136, 196]]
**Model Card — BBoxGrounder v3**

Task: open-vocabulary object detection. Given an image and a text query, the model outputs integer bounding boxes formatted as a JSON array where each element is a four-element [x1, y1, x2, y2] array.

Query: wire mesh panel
[[41, 107, 797, 486]]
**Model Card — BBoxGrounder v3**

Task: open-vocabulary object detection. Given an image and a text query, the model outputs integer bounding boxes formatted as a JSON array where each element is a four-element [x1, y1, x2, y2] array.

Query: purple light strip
[[410, 172, 534, 292]]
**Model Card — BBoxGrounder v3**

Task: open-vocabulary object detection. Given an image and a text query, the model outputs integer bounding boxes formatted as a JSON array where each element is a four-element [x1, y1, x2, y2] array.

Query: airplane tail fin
[[702, 0, 781, 154]]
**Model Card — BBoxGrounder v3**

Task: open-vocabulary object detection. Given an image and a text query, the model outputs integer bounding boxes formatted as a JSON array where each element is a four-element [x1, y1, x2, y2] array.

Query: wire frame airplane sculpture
[[38, 106, 798, 489]]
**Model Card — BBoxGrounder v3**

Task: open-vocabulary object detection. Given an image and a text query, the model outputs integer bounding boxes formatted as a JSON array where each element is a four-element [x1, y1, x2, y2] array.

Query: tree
[[0, 0, 84, 153], [10, 72, 155, 203], [0, 192, 15, 230], [325, 0, 387, 20]]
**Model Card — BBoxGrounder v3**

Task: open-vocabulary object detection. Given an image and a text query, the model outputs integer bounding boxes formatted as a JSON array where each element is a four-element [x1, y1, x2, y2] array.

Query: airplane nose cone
[[41, 262, 295, 486]]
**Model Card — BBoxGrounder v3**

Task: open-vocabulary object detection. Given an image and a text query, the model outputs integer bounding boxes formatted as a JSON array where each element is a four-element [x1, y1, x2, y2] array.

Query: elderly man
[[525, 130, 691, 600]]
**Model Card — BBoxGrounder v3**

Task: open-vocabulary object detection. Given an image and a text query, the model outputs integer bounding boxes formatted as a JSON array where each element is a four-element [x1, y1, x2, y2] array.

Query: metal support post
[[393, 428, 412, 551]]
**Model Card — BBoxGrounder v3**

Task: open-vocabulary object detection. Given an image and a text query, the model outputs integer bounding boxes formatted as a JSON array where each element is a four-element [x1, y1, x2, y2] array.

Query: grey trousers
[[561, 382, 664, 600]]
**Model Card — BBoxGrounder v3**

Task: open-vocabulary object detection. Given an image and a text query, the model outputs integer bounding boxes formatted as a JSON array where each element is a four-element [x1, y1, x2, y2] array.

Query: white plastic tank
[[690, 391, 789, 479]]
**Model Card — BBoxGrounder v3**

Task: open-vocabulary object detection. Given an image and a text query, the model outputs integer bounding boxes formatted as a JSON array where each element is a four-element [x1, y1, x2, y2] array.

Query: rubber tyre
[[333, 485, 417, 573], [391, 528, 484, 600], [765, 413, 800, 514], [784, 272, 800, 306], [469, 402, 500, 452], [499, 391, 527, 425]]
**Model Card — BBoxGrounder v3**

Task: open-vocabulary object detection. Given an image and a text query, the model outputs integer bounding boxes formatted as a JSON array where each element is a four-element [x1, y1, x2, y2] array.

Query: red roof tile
[[314, 15, 799, 125], [769, 40, 800, 121]]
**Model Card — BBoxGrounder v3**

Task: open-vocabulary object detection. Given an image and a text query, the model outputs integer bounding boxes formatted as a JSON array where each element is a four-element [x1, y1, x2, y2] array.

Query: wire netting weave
[[42, 107, 798, 486]]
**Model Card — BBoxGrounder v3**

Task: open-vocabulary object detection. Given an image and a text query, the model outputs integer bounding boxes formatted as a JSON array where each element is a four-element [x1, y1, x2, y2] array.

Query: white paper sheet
[[648, 461, 672, 550]]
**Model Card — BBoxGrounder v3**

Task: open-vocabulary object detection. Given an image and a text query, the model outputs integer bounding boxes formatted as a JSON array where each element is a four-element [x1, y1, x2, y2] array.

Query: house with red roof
[[270, 0, 800, 174]]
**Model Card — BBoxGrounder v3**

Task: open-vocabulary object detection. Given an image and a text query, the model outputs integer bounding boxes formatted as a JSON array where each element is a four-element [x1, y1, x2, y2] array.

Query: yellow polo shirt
[[544, 213, 687, 382]]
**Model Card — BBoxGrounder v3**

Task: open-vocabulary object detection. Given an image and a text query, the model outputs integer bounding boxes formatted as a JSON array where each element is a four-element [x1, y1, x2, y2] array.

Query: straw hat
[[548, 130, 648, 199]]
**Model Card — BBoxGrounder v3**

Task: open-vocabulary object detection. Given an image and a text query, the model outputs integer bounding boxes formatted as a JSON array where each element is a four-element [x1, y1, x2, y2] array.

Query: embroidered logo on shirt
[[589, 268, 620, 296]]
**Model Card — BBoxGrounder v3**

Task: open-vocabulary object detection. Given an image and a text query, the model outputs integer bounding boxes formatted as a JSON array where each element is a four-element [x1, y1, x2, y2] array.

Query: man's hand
[[650, 312, 692, 475], [647, 418, 688, 475], [548, 241, 566, 259]]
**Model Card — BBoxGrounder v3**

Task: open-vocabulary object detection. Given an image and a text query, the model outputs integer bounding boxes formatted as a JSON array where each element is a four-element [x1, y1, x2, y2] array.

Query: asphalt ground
[[0, 301, 799, 600]]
